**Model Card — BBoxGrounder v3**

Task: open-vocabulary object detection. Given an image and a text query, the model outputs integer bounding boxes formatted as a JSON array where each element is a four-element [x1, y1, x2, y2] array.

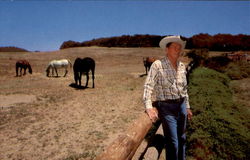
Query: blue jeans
[[157, 101, 187, 160]]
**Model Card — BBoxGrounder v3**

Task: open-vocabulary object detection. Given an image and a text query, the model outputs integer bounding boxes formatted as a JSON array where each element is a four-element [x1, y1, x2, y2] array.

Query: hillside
[[0, 46, 29, 52], [0, 47, 249, 160], [0, 47, 165, 160]]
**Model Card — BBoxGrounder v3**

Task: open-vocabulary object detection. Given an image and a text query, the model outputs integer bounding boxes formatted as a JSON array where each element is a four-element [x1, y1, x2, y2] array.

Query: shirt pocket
[[158, 69, 174, 88]]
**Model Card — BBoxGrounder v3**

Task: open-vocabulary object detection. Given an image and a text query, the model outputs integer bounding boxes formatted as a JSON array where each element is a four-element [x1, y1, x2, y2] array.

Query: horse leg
[[85, 72, 89, 88], [18, 68, 21, 76], [20, 68, 23, 76], [52, 68, 54, 77], [92, 69, 95, 88], [55, 68, 58, 77], [16, 66, 19, 76], [23, 68, 26, 75], [64, 69, 68, 77], [47, 68, 50, 77], [74, 72, 78, 85], [79, 72, 82, 86]]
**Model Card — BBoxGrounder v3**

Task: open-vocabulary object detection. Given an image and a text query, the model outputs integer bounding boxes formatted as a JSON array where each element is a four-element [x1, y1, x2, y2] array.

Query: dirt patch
[[0, 94, 37, 108], [0, 47, 189, 160]]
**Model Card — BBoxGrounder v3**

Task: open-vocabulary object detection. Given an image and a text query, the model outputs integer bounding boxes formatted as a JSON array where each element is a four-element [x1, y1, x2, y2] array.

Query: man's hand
[[187, 108, 193, 120], [146, 108, 159, 123]]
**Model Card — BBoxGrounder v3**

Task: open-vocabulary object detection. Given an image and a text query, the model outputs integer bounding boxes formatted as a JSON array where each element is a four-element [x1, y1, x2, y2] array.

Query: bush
[[187, 49, 209, 61], [187, 67, 250, 160], [204, 56, 231, 72], [194, 52, 250, 80]]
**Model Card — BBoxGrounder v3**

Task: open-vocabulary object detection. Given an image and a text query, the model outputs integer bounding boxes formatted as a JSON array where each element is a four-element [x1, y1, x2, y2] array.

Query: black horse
[[73, 57, 95, 88], [16, 60, 32, 76]]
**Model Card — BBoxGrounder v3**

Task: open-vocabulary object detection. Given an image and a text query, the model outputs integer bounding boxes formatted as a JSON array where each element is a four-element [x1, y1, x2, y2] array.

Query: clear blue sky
[[0, 1, 250, 51]]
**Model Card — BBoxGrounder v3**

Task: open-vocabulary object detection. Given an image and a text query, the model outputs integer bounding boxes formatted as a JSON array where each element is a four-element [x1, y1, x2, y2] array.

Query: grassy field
[[0, 47, 167, 160], [0, 47, 249, 160]]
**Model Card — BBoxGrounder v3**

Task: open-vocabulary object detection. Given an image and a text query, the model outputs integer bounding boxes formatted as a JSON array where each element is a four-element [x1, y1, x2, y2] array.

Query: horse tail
[[73, 68, 79, 85]]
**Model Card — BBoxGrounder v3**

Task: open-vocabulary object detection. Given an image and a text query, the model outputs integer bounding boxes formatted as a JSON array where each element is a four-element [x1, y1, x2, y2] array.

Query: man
[[143, 35, 193, 160]]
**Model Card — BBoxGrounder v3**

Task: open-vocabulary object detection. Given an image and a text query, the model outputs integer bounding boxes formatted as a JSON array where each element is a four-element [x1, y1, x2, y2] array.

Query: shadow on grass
[[69, 83, 88, 90], [47, 75, 63, 78]]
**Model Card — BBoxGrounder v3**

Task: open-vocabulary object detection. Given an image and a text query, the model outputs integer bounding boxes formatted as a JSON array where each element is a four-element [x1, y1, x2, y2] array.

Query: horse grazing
[[143, 57, 156, 75], [46, 59, 72, 77], [16, 60, 32, 76], [73, 57, 95, 88]]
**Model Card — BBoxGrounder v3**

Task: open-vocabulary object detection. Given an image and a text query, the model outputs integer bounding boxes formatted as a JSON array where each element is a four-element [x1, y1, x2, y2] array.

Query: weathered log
[[133, 124, 164, 160], [143, 125, 165, 160], [95, 112, 153, 160]]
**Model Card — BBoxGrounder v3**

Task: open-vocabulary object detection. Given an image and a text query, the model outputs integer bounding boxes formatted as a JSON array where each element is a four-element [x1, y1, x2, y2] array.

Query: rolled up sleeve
[[143, 62, 158, 109]]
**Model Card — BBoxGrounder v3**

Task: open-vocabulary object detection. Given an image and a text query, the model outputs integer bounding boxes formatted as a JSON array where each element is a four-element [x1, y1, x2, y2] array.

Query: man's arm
[[143, 61, 159, 122]]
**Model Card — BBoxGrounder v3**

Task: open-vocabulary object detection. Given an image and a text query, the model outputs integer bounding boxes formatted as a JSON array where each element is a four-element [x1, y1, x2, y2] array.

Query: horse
[[143, 57, 157, 75], [16, 60, 32, 76], [73, 57, 95, 88], [46, 59, 72, 77]]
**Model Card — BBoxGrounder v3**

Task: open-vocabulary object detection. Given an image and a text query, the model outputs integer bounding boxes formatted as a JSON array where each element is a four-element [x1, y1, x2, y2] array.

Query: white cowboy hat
[[159, 35, 186, 51]]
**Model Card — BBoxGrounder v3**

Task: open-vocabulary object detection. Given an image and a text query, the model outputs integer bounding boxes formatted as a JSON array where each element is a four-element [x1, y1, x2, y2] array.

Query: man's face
[[168, 42, 181, 53], [166, 42, 182, 58]]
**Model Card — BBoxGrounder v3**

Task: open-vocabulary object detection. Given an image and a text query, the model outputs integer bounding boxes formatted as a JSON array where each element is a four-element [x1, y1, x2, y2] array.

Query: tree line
[[60, 33, 250, 51], [1, 33, 249, 52]]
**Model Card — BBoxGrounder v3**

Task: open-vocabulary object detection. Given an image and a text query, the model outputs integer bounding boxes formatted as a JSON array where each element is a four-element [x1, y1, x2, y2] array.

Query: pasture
[[0, 47, 169, 160], [2, 47, 247, 160]]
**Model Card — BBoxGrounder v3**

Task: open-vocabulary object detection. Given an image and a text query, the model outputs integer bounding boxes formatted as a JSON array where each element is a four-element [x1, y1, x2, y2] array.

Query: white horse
[[46, 59, 72, 77]]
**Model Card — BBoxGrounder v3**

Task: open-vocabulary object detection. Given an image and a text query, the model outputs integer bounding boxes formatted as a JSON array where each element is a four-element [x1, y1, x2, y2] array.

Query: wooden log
[[95, 112, 153, 160], [143, 124, 164, 160], [131, 139, 148, 160]]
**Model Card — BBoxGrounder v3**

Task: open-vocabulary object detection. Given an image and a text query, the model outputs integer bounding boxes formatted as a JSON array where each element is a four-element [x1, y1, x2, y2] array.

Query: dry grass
[[0, 47, 167, 160], [1, 47, 235, 160]]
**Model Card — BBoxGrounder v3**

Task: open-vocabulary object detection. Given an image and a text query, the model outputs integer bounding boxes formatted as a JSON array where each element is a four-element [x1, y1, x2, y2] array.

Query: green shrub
[[187, 67, 250, 160]]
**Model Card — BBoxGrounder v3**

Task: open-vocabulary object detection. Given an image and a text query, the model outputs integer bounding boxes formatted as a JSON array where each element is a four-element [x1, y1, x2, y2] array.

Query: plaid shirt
[[143, 57, 190, 109]]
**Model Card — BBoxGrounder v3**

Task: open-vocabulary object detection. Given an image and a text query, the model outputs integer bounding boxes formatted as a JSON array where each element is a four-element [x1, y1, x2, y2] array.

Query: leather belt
[[160, 98, 184, 104]]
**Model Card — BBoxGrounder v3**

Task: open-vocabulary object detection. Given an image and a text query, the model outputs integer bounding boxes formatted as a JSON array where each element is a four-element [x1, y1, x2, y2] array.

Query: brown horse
[[143, 57, 157, 75], [16, 60, 32, 76]]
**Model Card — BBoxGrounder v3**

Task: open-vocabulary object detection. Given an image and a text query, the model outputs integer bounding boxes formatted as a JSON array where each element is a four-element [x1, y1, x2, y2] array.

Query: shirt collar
[[164, 56, 181, 69]]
